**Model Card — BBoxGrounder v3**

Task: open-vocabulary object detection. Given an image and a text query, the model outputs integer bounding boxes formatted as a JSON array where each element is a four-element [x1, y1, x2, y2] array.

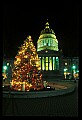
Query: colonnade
[[39, 56, 59, 71]]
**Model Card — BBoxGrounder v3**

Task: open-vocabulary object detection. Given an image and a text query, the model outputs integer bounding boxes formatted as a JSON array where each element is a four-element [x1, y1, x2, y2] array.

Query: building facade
[[37, 21, 64, 80], [63, 57, 79, 79], [37, 21, 79, 80], [3, 21, 79, 82]]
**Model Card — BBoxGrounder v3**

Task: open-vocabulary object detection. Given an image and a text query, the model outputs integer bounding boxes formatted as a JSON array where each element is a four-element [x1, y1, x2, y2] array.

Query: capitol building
[[37, 21, 63, 80], [3, 21, 79, 82]]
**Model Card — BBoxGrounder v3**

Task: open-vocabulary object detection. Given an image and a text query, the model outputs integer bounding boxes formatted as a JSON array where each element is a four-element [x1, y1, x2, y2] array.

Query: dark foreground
[[2, 83, 78, 117]]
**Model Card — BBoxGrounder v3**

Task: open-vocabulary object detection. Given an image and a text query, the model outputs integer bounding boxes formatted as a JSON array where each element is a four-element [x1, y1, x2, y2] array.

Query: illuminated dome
[[37, 20, 59, 51]]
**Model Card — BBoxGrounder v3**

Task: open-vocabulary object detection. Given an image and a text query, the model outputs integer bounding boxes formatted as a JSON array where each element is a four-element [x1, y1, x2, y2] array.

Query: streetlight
[[72, 64, 76, 70], [64, 68, 67, 79], [2, 65, 8, 81], [3, 65, 7, 71], [72, 64, 76, 79]]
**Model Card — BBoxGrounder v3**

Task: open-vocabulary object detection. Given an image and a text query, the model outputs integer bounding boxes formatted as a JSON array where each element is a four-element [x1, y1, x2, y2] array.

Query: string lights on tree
[[11, 35, 44, 91]]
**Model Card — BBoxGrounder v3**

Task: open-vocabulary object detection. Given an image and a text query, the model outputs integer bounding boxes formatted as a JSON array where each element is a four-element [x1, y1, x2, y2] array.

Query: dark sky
[[3, 1, 79, 58]]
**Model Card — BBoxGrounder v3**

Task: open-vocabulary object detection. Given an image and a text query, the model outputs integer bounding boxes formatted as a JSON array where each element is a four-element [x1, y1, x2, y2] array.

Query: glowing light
[[72, 64, 76, 69], [76, 70, 79, 72], [2, 73, 7, 79], [28, 36, 31, 39], [24, 55, 28, 58], [45, 50, 48, 53], [65, 63, 67, 65], [3, 66, 7, 70], [7, 63, 9, 66], [64, 68, 67, 72], [17, 58, 21, 62]]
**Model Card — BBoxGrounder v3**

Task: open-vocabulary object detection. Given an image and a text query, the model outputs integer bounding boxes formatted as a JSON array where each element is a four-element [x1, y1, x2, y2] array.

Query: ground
[[2, 80, 78, 117]]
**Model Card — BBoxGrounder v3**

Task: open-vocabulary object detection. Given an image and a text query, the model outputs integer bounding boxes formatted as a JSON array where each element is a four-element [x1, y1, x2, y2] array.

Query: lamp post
[[72, 64, 76, 79], [64, 68, 67, 79], [2, 65, 7, 81], [76, 70, 79, 79]]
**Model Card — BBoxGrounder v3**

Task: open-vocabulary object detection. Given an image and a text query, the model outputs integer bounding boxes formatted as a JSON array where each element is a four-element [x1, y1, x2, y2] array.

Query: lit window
[[49, 57, 52, 70], [42, 57, 44, 70], [44, 39, 46, 45], [48, 39, 50, 46], [53, 57, 55, 70]]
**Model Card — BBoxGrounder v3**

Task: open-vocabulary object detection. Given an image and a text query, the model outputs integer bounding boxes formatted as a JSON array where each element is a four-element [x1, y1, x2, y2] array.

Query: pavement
[[2, 80, 78, 116]]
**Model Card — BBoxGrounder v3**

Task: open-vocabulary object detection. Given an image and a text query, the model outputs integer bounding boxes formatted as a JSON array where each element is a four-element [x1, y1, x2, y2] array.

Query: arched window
[[44, 39, 46, 46], [48, 39, 50, 46]]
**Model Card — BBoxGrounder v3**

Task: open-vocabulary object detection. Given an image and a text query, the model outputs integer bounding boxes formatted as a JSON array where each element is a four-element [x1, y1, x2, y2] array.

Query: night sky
[[3, 1, 79, 58]]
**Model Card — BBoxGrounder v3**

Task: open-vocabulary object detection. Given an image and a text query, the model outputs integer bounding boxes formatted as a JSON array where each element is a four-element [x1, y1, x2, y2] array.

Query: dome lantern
[[45, 19, 49, 29]]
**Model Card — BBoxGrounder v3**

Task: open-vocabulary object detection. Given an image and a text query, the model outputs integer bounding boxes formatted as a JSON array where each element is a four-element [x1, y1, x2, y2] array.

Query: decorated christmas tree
[[11, 36, 44, 91]]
